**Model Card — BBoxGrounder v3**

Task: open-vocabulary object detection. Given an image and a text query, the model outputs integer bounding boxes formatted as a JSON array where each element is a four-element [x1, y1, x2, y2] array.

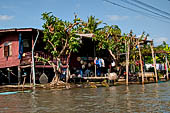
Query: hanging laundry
[[156, 64, 159, 70], [18, 33, 23, 59], [99, 58, 102, 67], [159, 63, 162, 70], [94, 57, 100, 67], [136, 45, 138, 49], [94, 57, 97, 64], [111, 61, 115, 67], [165, 64, 167, 70], [101, 58, 105, 67], [162, 64, 165, 70]]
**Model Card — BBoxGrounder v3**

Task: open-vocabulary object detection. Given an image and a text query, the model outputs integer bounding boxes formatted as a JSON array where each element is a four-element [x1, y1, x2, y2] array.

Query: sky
[[0, 0, 170, 46]]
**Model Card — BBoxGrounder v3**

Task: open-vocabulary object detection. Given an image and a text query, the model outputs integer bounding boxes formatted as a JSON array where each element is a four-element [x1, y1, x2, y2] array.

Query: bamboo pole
[[165, 54, 169, 80], [138, 40, 144, 84], [150, 44, 158, 82]]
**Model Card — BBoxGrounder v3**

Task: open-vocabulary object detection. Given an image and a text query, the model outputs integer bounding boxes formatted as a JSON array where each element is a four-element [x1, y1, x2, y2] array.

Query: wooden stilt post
[[133, 58, 136, 73], [18, 66, 21, 85], [30, 68, 33, 86], [95, 64, 97, 77], [125, 39, 128, 85], [22, 76, 26, 90], [66, 65, 69, 83], [94, 40, 96, 77], [165, 54, 169, 80], [94, 57, 97, 77], [168, 60, 170, 69], [138, 40, 144, 84], [150, 43, 158, 82], [126, 40, 130, 85], [7, 68, 11, 84]]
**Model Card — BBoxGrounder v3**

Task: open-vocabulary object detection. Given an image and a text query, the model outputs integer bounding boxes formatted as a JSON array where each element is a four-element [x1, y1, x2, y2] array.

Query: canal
[[0, 81, 170, 113]]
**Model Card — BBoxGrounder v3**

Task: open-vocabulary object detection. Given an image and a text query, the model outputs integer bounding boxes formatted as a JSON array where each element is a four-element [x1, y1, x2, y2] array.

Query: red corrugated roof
[[0, 28, 42, 32]]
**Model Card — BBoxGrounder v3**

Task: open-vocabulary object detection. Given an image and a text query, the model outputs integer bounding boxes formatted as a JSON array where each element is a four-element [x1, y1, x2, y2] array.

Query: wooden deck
[[70, 76, 110, 84], [83, 77, 108, 80]]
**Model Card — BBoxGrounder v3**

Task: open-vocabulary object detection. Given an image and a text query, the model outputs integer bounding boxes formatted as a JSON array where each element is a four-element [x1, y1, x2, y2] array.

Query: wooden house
[[0, 28, 134, 85], [0, 28, 54, 84], [0, 29, 112, 84]]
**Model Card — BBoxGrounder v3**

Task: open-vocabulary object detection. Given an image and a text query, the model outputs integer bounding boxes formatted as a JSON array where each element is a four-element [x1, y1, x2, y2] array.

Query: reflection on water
[[0, 81, 170, 113]]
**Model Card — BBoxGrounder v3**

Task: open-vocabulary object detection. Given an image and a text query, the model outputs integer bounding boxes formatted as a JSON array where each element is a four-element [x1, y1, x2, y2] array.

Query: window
[[4, 45, 9, 57], [4, 42, 12, 57], [23, 39, 30, 48]]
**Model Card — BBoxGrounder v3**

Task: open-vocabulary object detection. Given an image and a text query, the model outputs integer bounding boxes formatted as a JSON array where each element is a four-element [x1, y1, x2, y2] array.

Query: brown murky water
[[0, 81, 170, 113]]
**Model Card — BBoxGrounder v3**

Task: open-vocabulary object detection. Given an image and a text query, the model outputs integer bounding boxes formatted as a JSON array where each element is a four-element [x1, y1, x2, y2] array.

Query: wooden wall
[[0, 32, 20, 68]]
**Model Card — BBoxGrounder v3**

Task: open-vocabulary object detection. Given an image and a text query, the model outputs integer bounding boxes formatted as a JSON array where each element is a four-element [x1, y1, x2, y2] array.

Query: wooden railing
[[34, 51, 53, 62], [20, 51, 53, 65]]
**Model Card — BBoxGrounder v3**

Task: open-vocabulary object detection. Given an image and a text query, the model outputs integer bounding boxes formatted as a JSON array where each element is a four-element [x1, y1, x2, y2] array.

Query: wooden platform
[[137, 72, 155, 77], [70, 76, 109, 83], [83, 77, 108, 80]]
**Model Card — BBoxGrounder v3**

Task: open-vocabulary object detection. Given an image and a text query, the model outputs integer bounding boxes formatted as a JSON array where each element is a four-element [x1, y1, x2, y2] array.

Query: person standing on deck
[[94, 57, 101, 76], [99, 58, 105, 76]]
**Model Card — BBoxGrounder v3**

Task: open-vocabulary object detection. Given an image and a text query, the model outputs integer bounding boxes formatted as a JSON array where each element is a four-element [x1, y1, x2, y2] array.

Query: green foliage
[[41, 12, 83, 57], [96, 25, 122, 51], [154, 41, 170, 63]]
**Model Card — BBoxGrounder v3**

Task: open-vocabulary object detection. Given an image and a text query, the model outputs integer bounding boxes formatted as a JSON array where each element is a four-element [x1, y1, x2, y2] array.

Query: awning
[[76, 33, 94, 38]]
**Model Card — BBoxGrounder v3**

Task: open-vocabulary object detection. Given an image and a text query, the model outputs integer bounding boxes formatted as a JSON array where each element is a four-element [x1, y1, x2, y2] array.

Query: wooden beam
[[20, 65, 31, 68]]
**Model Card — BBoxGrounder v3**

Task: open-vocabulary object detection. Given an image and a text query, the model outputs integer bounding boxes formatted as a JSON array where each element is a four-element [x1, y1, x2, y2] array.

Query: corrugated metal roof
[[0, 28, 42, 33]]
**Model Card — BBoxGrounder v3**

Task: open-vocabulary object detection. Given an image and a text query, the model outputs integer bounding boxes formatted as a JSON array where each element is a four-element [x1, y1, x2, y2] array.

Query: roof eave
[[0, 28, 41, 33]]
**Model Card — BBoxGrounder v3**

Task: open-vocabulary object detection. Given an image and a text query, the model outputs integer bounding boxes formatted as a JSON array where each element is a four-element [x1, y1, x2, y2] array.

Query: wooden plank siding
[[0, 28, 43, 69], [0, 32, 20, 68]]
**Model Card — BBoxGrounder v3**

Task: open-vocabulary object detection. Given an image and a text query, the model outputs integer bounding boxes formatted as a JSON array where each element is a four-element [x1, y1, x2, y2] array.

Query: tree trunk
[[50, 63, 59, 86], [108, 49, 116, 60], [108, 49, 120, 66], [66, 52, 71, 83]]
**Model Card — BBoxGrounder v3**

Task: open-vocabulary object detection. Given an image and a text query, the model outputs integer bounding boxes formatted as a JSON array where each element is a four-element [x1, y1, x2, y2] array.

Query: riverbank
[[0, 77, 168, 92]]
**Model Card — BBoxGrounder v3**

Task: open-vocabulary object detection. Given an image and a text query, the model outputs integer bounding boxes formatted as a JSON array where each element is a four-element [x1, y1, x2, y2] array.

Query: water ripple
[[0, 81, 170, 113]]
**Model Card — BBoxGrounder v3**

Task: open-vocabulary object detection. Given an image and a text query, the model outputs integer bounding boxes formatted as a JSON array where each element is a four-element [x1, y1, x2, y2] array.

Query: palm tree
[[86, 15, 102, 33]]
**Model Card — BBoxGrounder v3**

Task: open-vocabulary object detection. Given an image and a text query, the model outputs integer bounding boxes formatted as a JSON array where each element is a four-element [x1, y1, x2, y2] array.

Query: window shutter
[[4, 45, 9, 57], [9, 44, 12, 56]]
